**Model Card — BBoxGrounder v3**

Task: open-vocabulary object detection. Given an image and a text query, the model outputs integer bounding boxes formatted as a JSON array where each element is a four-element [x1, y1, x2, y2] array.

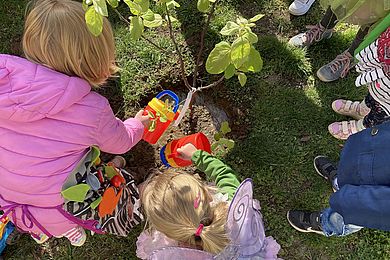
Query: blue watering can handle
[[156, 90, 180, 112]]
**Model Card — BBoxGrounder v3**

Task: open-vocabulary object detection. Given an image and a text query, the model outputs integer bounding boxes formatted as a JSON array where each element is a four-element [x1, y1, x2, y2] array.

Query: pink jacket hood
[[0, 54, 91, 122]]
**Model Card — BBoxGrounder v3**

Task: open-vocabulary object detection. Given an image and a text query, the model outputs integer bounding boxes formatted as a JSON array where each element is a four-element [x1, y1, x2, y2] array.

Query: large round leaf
[[206, 41, 232, 74], [130, 16, 144, 40], [220, 21, 240, 36], [231, 37, 251, 69], [197, 0, 210, 12], [93, 0, 108, 16], [85, 6, 103, 36], [240, 47, 263, 73]]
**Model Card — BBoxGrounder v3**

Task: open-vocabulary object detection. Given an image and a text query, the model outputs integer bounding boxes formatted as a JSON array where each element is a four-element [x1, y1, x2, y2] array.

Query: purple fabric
[[143, 179, 281, 259], [0, 54, 144, 236], [227, 179, 280, 259]]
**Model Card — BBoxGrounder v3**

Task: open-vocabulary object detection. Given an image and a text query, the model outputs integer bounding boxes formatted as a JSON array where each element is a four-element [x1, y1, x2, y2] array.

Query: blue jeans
[[320, 208, 363, 237]]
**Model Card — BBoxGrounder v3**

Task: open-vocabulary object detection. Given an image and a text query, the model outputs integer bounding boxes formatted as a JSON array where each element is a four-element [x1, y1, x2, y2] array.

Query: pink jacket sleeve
[[95, 100, 144, 154]]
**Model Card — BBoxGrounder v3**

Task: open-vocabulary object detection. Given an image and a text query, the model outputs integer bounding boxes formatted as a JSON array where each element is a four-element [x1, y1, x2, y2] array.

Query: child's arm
[[177, 144, 240, 199], [330, 184, 390, 230], [95, 101, 149, 154]]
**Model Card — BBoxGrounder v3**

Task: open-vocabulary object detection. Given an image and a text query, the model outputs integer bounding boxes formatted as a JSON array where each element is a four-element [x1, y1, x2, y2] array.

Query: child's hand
[[135, 109, 150, 128], [177, 143, 198, 161]]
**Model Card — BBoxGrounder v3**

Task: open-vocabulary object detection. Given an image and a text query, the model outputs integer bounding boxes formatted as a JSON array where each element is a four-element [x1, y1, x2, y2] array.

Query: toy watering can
[[160, 133, 211, 167], [143, 90, 180, 144]]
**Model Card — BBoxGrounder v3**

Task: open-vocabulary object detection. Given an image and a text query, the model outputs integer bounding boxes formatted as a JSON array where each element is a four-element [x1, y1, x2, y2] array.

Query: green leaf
[[214, 132, 221, 141], [238, 73, 247, 86], [165, 0, 180, 9], [231, 37, 251, 69], [124, 0, 142, 15], [197, 0, 210, 13], [165, 15, 178, 22], [224, 64, 236, 79], [249, 14, 264, 22], [143, 14, 163, 27], [135, 0, 149, 13], [61, 184, 90, 202], [90, 197, 102, 209], [85, 6, 103, 36], [130, 16, 144, 40], [236, 16, 248, 25], [93, 0, 108, 16], [220, 21, 240, 36], [240, 47, 263, 73], [206, 41, 232, 74], [107, 0, 119, 8], [220, 138, 235, 149], [142, 9, 155, 21], [82, 0, 90, 11], [211, 142, 219, 151], [220, 121, 232, 134], [242, 30, 258, 44]]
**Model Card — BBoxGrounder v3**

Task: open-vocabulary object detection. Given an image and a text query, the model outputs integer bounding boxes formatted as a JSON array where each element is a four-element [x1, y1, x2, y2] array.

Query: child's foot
[[313, 156, 338, 191], [31, 233, 49, 244], [287, 210, 324, 235], [289, 0, 316, 16], [317, 50, 354, 82], [289, 24, 332, 47], [64, 227, 87, 247], [6, 228, 22, 245], [328, 119, 365, 140], [332, 99, 370, 120]]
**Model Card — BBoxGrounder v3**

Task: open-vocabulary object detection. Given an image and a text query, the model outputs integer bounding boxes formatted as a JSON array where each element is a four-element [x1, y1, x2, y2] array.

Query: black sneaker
[[313, 155, 338, 191], [287, 210, 324, 235]]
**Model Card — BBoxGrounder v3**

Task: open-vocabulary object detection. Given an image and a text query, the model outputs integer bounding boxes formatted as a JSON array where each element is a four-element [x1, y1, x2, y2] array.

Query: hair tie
[[194, 191, 201, 209], [195, 224, 204, 237]]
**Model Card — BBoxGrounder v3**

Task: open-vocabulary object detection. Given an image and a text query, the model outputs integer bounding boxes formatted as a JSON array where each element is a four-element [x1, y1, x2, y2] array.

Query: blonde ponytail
[[142, 170, 230, 254]]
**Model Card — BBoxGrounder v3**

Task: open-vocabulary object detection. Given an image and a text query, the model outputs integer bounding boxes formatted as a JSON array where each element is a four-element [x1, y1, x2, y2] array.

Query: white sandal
[[328, 120, 365, 140], [331, 99, 369, 120]]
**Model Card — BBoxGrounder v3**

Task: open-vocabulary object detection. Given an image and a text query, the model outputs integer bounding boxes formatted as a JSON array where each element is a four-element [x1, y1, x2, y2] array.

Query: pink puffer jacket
[[0, 54, 144, 236]]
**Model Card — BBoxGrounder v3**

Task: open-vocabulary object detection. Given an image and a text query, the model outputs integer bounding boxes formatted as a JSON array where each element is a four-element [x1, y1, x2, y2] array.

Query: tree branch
[[164, 5, 192, 91], [197, 75, 224, 91], [192, 0, 221, 89]]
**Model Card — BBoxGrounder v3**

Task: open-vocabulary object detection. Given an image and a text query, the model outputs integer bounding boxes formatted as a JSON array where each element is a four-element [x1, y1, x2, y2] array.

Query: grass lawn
[[2, 0, 390, 259]]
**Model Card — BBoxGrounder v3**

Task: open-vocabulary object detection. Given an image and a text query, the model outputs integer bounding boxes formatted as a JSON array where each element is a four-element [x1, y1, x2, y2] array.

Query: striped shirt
[[355, 27, 390, 115]]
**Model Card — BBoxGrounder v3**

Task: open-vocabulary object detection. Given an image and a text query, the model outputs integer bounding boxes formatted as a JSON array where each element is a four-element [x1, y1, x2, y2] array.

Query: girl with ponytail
[[137, 144, 280, 259]]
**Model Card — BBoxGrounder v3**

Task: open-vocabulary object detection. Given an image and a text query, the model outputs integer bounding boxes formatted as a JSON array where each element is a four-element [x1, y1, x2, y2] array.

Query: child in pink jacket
[[0, 0, 149, 246]]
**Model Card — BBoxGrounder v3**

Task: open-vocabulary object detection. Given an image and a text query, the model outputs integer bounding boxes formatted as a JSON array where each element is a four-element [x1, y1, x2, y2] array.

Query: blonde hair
[[142, 170, 230, 254], [23, 0, 118, 86]]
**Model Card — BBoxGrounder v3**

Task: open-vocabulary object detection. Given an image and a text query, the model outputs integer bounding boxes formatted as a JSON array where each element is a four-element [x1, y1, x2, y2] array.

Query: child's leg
[[317, 24, 372, 82], [62, 226, 87, 247], [347, 25, 371, 56], [362, 94, 390, 128], [320, 208, 362, 237], [319, 7, 338, 30]]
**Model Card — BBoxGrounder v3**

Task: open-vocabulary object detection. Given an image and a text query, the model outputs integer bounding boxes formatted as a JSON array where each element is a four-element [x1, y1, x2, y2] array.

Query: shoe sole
[[313, 156, 337, 192], [316, 69, 338, 82], [313, 156, 328, 180], [289, 0, 316, 16], [286, 211, 325, 235]]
